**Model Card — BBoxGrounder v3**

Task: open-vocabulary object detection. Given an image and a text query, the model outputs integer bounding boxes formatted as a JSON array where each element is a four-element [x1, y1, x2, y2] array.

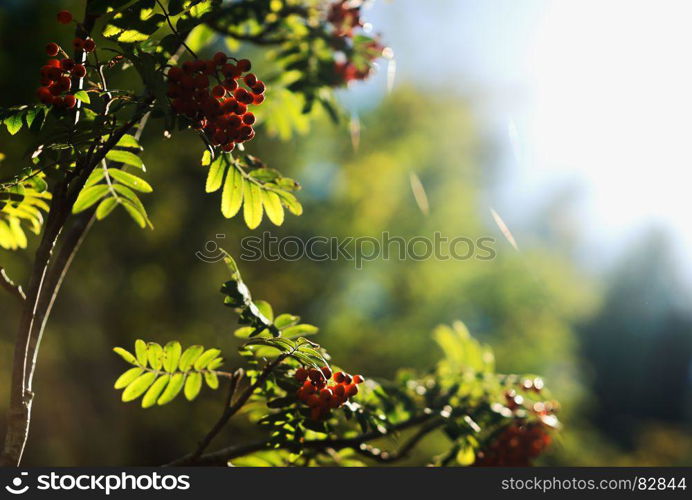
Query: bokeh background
[[1, 0, 691, 465]]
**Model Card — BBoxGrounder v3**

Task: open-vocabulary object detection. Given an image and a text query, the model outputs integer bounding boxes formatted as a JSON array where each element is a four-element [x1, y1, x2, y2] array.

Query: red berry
[[194, 74, 209, 88], [64, 94, 76, 109], [213, 52, 227, 66], [237, 58, 251, 72], [222, 63, 240, 79], [46, 42, 59, 57], [294, 367, 308, 382], [234, 102, 247, 115], [243, 73, 257, 87], [57, 10, 72, 24], [308, 368, 323, 381], [306, 394, 320, 407], [72, 38, 84, 50], [168, 67, 183, 81], [46, 59, 61, 68], [353, 374, 364, 384], [71, 64, 86, 78], [233, 88, 253, 104], [253, 94, 265, 105], [211, 85, 225, 98], [57, 76, 72, 90], [36, 87, 52, 104], [49, 84, 63, 96], [321, 366, 332, 379], [182, 61, 195, 73], [334, 372, 345, 383], [333, 384, 345, 398], [60, 58, 75, 71], [251, 81, 265, 95], [222, 79, 238, 92], [242, 112, 255, 125], [345, 384, 358, 397], [342, 373, 352, 385], [319, 388, 333, 400], [83, 39, 96, 52], [222, 142, 235, 152]]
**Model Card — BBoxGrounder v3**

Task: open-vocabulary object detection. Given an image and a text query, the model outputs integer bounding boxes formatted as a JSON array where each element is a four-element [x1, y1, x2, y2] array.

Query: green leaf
[[72, 185, 109, 213], [276, 190, 303, 216], [135, 339, 148, 366], [116, 133, 141, 149], [142, 374, 170, 408], [193, 348, 222, 370], [4, 112, 23, 135], [254, 300, 274, 322], [201, 149, 212, 167], [262, 190, 284, 226], [120, 198, 148, 228], [113, 347, 137, 365], [204, 371, 219, 389], [95, 197, 118, 220], [114, 367, 144, 389], [274, 314, 300, 329], [147, 342, 163, 370], [157, 373, 185, 405], [108, 169, 153, 192], [73, 90, 91, 104], [221, 166, 243, 218], [106, 149, 144, 169], [179, 345, 204, 371], [163, 341, 182, 373], [207, 357, 223, 370], [184, 372, 202, 400], [282, 324, 319, 338], [206, 157, 226, 193], [243, 181, 263, 229], [122, 372, 157, 402]]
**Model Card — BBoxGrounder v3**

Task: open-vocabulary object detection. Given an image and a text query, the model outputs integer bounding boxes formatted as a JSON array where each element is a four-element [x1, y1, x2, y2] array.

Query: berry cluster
[[326, 1, 386, 84], [327, 0, 364, 37], [166, 53, 265, 152], [36, 11, 94, 109], [294, 366, 364, 421], [475, 423, 552, 466]]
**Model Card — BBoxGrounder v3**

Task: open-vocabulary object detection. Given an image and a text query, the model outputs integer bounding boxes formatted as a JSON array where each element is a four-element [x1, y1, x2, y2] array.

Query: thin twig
[[0, 267, 25, 302], [156, 0, 198, 58]]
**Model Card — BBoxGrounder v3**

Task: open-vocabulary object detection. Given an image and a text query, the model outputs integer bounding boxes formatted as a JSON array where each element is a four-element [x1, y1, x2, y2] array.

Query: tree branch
[[170, 353, 294, 465], [169, 412, 438, 466], [0, 267, 25, 302]]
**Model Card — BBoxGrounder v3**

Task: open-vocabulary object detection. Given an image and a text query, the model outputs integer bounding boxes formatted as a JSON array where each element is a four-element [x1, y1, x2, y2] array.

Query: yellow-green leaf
[[157, 373, 185, 405], [147, 342, 163, 370], [108, 169, 153, 192], [206, 157, 226, 193], [179, 345, 204, 371], [276, 190, 303, 216], [113, 347, 137, 365], [73, 185, 109, 213], [184, 372, 202, 400], [122, 372, 157, 402], [193, 348, 222, 370], [95, 197, 118, 220], [142, 374, 170, 408], [221, 166, 243, 218], [243, 182, 263, 229], [204, 372, 219, 390], [163, 341, 182, 372], [135, 339, 148, 366], [114, 367, 144, 389], [262, 190, 284, 226]]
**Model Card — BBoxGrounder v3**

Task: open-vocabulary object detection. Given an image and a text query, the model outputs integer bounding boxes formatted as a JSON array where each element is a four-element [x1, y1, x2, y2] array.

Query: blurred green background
[[1, 0, 691, 465]]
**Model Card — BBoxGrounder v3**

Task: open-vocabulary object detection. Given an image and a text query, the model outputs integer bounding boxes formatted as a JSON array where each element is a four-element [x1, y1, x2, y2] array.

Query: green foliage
[[113, 340, 224, 407], [203, 152, 302, 229], [0, 172, 51, 250]]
